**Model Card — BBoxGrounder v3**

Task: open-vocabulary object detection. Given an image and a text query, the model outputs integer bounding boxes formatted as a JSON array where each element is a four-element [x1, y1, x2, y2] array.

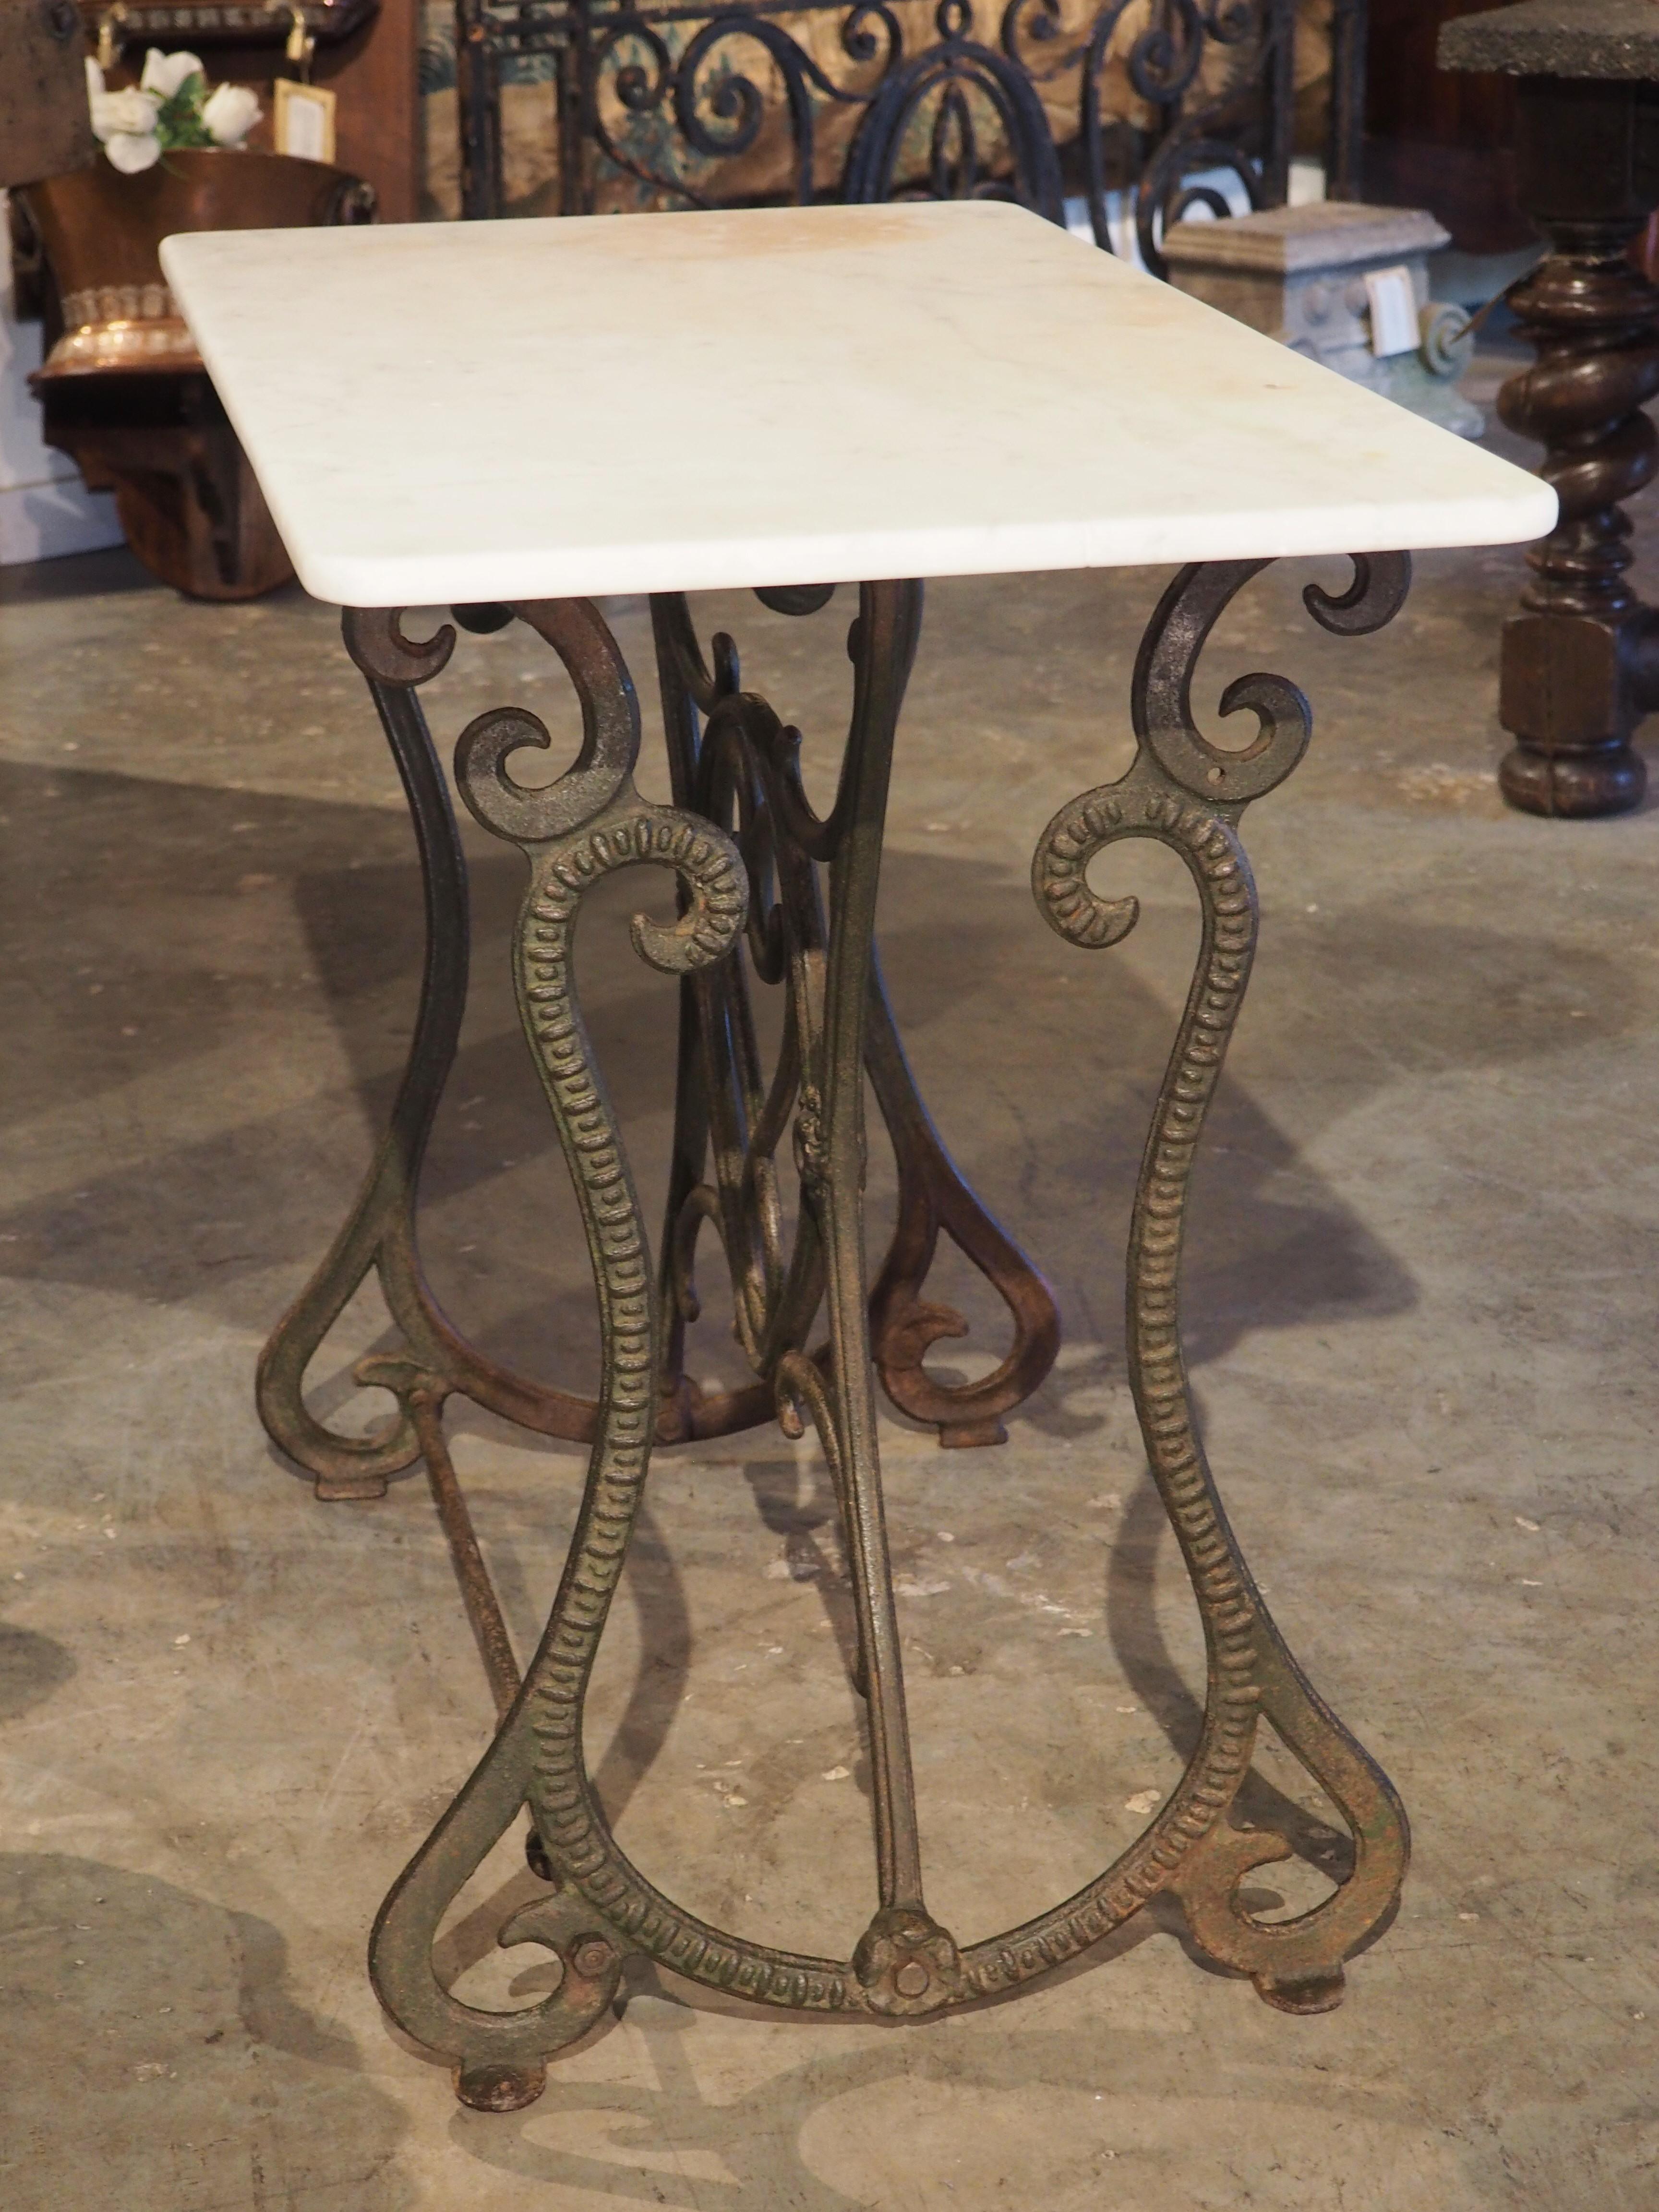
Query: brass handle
[[274, 0, 314, 78], [94, 2, 128, 72]]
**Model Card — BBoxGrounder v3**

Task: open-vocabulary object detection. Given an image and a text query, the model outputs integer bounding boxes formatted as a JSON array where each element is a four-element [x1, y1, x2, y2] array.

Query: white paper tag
[[274, 79, 337, 166], [1364, 265, 1419, 359]]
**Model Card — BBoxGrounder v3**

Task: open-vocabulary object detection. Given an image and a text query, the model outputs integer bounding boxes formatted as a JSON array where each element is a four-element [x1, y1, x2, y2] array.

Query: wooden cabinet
[[1364, 0, 1531, 252], [313, 0, 420, 222]]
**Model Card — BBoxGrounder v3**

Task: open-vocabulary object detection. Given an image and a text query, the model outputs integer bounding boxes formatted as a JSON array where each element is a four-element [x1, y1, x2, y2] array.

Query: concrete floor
[[2, 359, 1657, 2208]]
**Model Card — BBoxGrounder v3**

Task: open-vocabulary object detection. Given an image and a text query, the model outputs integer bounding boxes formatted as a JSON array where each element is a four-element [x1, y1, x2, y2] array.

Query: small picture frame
[[274, 79, 337, 166]]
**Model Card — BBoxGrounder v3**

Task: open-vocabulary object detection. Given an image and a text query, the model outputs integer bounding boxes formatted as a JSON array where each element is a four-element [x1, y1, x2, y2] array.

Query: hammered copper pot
[[22, 149, 373, 600]]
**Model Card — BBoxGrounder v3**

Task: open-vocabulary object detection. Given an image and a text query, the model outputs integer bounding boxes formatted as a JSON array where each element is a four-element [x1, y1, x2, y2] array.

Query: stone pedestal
[[1162, 202, 1483, 439], [1442, 0, 1659, 817]]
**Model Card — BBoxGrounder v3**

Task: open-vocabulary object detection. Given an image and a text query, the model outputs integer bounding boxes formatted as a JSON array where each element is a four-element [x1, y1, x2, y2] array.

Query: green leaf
[[155, 73, 212, 151]]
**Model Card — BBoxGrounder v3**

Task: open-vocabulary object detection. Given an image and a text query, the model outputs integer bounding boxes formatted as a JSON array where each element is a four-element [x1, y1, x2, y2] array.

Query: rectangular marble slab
[[162, 201, 1554, 608]]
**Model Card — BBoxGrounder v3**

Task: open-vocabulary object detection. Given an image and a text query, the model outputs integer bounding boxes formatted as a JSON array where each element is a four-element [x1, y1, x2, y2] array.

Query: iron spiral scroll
[[272, 558, 1412, 2107]]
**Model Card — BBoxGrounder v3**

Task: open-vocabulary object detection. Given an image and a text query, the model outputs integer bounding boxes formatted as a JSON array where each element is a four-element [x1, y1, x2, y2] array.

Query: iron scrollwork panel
[[649, 584, 1064, 1453], [255, 588, 1057, 1490], [445, 0, 1353, 273]]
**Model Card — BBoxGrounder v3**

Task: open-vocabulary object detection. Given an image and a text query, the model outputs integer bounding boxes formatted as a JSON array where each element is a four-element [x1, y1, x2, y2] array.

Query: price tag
[[1363, 265, 1420, 359]]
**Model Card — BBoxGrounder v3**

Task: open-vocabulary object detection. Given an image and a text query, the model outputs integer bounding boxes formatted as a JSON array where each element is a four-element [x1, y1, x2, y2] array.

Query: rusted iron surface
[[265, 561, 1413, 2102], [353, 1356, 524, 1720]]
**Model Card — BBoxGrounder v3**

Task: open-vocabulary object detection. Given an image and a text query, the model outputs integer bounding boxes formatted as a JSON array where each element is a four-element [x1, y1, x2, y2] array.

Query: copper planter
[[23, 149, 373, 599]]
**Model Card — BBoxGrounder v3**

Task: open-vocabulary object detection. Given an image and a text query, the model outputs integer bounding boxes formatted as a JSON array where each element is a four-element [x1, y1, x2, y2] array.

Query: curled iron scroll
[[343, 606, 456, 687], [1303, 551, 1412, 637], [454, 599, 640, 843], [1133, 553, 1411, 805]]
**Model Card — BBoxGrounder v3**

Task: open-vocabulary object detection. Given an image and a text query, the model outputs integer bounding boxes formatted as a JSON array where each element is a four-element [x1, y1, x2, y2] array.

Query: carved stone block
[[1162, 201, 1482, 438]]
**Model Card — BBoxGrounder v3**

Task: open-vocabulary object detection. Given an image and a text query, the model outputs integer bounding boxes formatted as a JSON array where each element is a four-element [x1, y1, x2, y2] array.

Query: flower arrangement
[[85, 49, 262, 175]]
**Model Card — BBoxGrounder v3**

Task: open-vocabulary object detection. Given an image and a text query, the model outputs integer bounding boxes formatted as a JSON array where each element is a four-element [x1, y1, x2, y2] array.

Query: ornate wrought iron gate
[[448, 0, 1367, 274]]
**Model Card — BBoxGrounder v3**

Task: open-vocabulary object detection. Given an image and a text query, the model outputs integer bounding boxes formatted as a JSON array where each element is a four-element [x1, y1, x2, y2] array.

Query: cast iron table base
[[260, 559, 1413, 2112]]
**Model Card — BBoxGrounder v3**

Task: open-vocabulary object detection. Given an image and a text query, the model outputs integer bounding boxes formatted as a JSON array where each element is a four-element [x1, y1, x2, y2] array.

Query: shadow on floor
[[444, 1979, 1478, 2209], [0, 543, 161, 606], [5, 735, 1646, 1455], [0, 753, 1451, 1399], [0, 1851, 413, 2212]]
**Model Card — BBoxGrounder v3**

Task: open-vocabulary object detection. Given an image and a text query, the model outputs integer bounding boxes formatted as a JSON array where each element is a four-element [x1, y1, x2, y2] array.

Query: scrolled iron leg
[[368, 585, 977, 2099], [368, 597, 763, 2101], [1028, 554, 1413, 2010], [259, 605, 749, 1500], [255, 612, 467, 1498]]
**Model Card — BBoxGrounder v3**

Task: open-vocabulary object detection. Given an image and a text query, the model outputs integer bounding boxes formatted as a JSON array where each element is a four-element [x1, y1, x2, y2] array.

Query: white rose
[[139, 48, 204, 99], [88, 84, 160, 142], [103, 130, 163, 174], [203, 82, 261, 147]]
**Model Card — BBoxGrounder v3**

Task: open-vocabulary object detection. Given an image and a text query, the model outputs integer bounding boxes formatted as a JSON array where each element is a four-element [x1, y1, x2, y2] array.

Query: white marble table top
[[162, 201, 1554, 609]]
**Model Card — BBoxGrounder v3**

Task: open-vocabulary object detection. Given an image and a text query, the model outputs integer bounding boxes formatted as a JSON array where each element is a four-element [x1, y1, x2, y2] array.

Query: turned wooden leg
[[1495, 77, 1659, 818]]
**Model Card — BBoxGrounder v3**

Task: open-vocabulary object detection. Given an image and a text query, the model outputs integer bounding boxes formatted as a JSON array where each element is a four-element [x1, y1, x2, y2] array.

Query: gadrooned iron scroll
[[273, 558, 1412, 2110], [1030, 551, 1412, 2009]]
